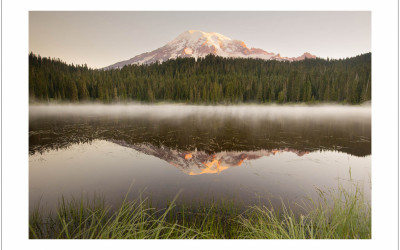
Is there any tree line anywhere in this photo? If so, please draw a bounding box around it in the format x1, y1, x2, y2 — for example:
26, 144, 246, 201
29, 52, 371, 104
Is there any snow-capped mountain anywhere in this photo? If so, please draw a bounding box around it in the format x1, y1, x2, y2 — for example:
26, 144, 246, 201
104, 30, 316, 69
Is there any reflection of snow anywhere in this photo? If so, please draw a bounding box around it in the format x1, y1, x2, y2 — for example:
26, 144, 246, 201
111, 140, 309, 176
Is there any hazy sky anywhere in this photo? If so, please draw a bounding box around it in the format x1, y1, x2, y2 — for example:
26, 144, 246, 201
30, 11, 370, 69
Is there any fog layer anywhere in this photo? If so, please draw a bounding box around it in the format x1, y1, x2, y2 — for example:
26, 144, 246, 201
30, 104, 371, 122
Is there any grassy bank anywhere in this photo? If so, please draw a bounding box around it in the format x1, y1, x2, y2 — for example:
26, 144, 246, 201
29, 185, 371, 239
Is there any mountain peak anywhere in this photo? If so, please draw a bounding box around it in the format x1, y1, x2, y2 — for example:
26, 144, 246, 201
173, 30, 232, 44
293, 52, 317, 61
104, 30, 316, 69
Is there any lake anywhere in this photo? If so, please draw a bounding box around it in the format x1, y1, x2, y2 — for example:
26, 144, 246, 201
29, 104, 371, 212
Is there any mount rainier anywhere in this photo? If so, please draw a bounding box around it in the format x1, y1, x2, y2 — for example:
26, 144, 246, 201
104, 30, 316, 69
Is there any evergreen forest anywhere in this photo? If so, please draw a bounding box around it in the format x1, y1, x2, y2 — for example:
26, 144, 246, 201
29, 52, 371, 104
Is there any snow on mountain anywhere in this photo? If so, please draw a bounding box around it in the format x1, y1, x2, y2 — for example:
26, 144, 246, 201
104, 30, 316, 69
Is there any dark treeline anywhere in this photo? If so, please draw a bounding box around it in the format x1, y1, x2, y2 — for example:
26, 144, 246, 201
29, 52, 371, 104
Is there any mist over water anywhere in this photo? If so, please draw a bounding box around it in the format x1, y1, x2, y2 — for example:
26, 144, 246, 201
29, 104, 371, 211
29, 103, 371, 121
29, 104, 371, 156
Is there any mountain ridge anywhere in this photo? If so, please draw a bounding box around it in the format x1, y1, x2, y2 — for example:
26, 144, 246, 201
104, 30, 316, 69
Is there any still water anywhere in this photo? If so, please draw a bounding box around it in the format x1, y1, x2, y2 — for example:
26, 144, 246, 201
29, 104, 371, 211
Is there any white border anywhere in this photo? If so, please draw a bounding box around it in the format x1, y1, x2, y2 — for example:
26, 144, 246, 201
2, 0, 399, 249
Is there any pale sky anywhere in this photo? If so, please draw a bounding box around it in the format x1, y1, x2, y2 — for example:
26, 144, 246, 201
29, 11, 371, 69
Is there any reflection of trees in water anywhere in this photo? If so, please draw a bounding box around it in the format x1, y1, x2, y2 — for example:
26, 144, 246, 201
29, 115, 371, 157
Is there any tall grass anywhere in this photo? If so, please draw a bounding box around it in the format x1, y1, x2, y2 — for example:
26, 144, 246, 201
30, 192, 206, 239
238, 184, 370, 239
29, 184, 370, 239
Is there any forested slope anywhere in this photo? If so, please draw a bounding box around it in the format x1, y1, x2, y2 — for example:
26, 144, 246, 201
29, 52, 371, 104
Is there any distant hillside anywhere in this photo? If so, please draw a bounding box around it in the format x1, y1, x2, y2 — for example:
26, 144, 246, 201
29, 52, 371, 104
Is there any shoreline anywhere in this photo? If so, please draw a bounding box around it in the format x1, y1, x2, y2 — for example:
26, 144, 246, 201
29, 185, 371, 239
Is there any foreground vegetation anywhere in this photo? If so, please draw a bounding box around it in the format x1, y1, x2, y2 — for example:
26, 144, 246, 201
29, 185, 370, 239
29, 52, 371, 104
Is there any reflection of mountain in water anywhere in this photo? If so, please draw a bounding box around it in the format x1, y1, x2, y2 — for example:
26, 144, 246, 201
113, 140, 309, 175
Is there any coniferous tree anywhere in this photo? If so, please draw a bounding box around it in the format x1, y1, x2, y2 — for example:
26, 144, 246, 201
29, 52, 371, 104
